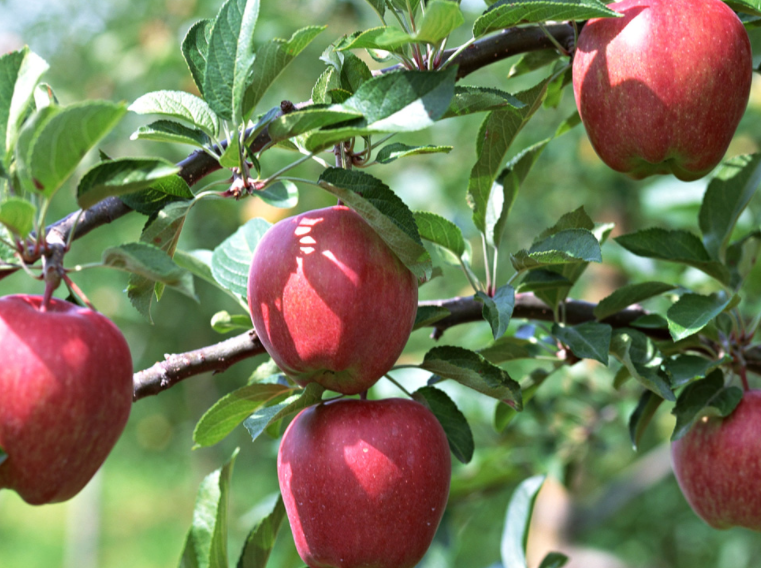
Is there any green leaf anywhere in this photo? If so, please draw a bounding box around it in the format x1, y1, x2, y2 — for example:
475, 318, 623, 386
468, 78, 549, 234
129, 91, 219, 137
335, 27, 417, 52
120, 175, 195, 217
362, 0, 386, 20
0, 197, 36, 237
76, 157, 180, 210
501, 474, 546, 568
486, 139, 549, 247
610, 329, 674, 401
267, 106, 363, 142
318, 168, 431, 280
176, 249, 247, 309
420, 345, 522, 409
375, 143, 452, 164
210, 311, 252, 333
517, 269, 571, 293
131, 120, 210, 148
593, 282, 677, 321
304, 68, 457, 153
236, 495, 286, 568
24, 101, 126, 198
103, 242, 192, 291
615, 228, 731, 285
413, 211, 466, 260
474, 0, 620, 37
662, 354, 728, 389
726, 0, 761, 17
194, 383, 293, 447
508, 50, 561, 78
539, 552, 569, 568
442, 86, 525, 119
479, 337, 543, 364
628, 390, 663, 451
511, 229, 602, 271
552, 321, 611, 365
415, 0, 465, 44
413, 305, 451, 330
671, 370, 743, 441
242, 383, 325, 443
179, 449, 238, 568
1, 48, 49, 167
182, 19, 213, 97
727, 229, 761, 288
476, 284, 516, 339
211, 217, 272, 298
699, 153, 761, 261
666, 292, 732, 342
242, 26, 326, 120
203, 0, 260, 121
14, 105, 57, 192
255, 180, 298, 209
413, 385, 474, 464
311, 68, 342, 104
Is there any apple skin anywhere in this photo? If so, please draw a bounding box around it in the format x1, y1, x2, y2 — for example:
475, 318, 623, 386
671, 389, 761, 531
247, 206, 418, 395
572, 0, 752, 181
0, 295, 133, 505
278, 398, 451, 568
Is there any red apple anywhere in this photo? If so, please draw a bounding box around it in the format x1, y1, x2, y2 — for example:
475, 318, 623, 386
0, 295, 133, 505
247, 206, 418, 395
671, 389, 761, 531
572, 0, 752, 181
278, 398, 451, 568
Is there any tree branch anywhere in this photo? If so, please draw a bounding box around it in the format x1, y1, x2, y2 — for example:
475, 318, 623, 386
132, 293, 714, 401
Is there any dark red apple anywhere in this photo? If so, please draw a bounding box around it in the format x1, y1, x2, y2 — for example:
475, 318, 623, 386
0, 295, 133, 505
278, 398, 451, 568
247, 206, 418, 395
572, 0, 752, 181
671, 389, 761, 531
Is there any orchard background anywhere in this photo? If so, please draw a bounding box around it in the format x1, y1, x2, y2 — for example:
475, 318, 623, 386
1, 0, 761, 566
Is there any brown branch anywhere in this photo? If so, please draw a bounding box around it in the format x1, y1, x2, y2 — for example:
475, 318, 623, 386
132, 329, 266, 401
131, 293, 690, 401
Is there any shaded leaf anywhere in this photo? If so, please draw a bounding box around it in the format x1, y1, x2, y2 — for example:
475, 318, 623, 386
476, 284, 516, 339
413, 385, 474, 464
236, 495, 286, 568
442, 86, 525, 119
182, 19, 213, 97
243, 383, 325, 443
375, 143, 452, 164
671, 370, 743, 441
629, 390, 663, 450
501, 474, 546, 568
413, 305, 451, 330
666, 292, 731, 341
593, 281, 677, 321
552, 321, 611, 365
131, 120, 210, 148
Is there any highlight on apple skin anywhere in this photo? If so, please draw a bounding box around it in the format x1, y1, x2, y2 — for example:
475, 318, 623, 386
278, 397, 451, 568
0, 295, 134, 505
247, 205, 419, 395
671, 390, 761, 532
572, 0, 752, 181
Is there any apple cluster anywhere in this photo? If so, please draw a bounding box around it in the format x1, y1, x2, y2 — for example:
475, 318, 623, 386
247, 206, 451, 567
0, 295, 133, 505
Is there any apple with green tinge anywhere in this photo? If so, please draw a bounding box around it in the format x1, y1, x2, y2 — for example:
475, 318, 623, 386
0, 295, 133, 505
278, 398, 451, 568
671, 389, 761, 531
572, 0, 752, 181
247, 206, 418, 395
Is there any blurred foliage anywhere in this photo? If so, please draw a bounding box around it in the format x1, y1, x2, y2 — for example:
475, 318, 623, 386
1, 0, 761, 567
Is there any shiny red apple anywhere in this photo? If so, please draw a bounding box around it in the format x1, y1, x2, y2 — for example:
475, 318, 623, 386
278, 398, 451, 568
0, 295, 133, 505
572, 0, 752, 181
671, 389, 761, 531
247, 206, 418, 395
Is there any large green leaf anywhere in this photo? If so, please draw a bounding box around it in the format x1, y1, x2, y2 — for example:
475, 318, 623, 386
699, 153, 761, 261
236, 495, 287, 568
211, 217, 272, 298
0, 197, 36, 238
552, 321, 611, 365
318, 168, 431, 280
203, 0, 260, 121
474, 0, 620, 37
594, 281, 677, 321
413, 386, 474, 464
666, 292, 732, 341
182, 19, 213, 97
77, 158, 180, 209
501, 475, 546, 568
179, 450, 238, 568
129, 91, 220, 137
671, 370, 742, 441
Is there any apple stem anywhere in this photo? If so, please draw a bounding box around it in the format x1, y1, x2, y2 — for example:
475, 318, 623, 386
384, 374, 413, 398
62, 273, 96, 311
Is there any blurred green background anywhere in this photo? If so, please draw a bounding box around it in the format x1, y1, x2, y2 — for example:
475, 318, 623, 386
1, 0, 761, 566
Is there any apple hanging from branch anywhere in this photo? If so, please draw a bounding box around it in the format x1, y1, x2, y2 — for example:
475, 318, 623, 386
671, 390, 761, 532
278, 398, 451, 568
572, 0, 752, 181
248, 206, 419, 395
0, 295, 133, 505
